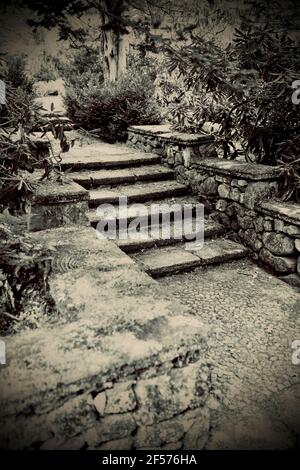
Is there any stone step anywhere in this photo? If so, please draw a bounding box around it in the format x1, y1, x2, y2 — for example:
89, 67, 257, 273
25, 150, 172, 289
67, 165, 174, 188
133, 239, 248, 277
88, 180, 189, 206
88, 195, 201, 227
116, 218, 226, 253
60, 151, 160, 171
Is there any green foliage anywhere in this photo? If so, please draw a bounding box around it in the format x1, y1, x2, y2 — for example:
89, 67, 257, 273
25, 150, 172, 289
64, 52, 161, 142
5, 55, 34, 94
0, 222, 54, 334
163, 23, 300, 201
56, 45, 104, 89
0, 58, 71, 211
34, 59, 58, 82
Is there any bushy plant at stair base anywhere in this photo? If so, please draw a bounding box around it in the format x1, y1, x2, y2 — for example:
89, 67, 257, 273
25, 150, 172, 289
64, 65, 161, 143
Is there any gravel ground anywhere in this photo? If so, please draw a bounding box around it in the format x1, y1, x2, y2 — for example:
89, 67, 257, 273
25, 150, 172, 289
159, 259, 300, 449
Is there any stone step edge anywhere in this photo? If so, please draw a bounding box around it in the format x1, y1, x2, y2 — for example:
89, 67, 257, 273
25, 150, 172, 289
69, 167, 175, 187
88, 201, 203, 226
59, 154, 161, 170
136, 241, 248, 277
116, 221, 226, 253
88, 183, 189, 206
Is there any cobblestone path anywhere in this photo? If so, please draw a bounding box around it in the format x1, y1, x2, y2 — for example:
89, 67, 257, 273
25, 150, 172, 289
159, 259, 300, 449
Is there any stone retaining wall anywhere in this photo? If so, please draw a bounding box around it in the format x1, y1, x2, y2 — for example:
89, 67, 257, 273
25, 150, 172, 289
27, 177, 89, 231
1, 358, 211, 450
0, 226, 212, 450
127, 125, 217, 167
188, 161, 300, 286
127, 125, 300, 287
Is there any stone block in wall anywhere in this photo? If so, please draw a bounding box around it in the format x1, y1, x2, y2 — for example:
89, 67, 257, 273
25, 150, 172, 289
216, 175, 230, 184
262, 232, 295, 256
274, 219, 285, 232
134, 362, 210, 426
284, 225, 300, 237
254, 216, 264, 233
215, 212, 231, 227
216, 200, 228, 212
135, 417, 184, 448
28, 201, 89, 232
231, 178, 248, 188
263, 217, 273, 231
93, 413, 137, 446
93, 392, 106, 416
298, 257, 300, 275
134, 406, 209, 450
244, 229, 262, 252
237, 215, 254, 230
183, 407, 210, 450
97, 437, 134, 450
218, 183, 231, 199
259, 248, 297, 274
182, 147, 192, 167
105, 381, 136, 414
230, 187, 241, 202
296, 240, 300, 252
48, 394, 97, 442
274, 221, 300, 237
243, 181, 278, 210
199, 177, 218, 196
174, 153, 183, 166
28, 179, 89, 232
0, 413, 53, 450
278, 273, 300, 289
226, 202, 244, 218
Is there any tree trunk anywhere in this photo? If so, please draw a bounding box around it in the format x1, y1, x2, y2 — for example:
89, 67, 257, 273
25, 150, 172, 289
101, 0, 128, 83
103, 27, 127, 82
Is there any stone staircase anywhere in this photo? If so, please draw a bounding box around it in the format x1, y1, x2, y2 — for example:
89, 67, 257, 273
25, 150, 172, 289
64, 146, 248, 277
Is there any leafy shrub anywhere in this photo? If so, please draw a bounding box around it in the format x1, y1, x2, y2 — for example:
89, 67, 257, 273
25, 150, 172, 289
64, 53, 161, 143
163, 24, 300, 201
0, 222, 55, 335
34, 59, 58, 82
5, 55, 34, 94
56, 45, 104, 90
0, 58, 71, 212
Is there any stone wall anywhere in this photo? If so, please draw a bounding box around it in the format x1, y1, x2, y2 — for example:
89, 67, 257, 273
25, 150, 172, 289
127, 125, 300, 288
187, 161, 300, 287
0, 226, 212, 450
127, 125, 217, 168
1, 358, 211, 450
27, 177, 89, 231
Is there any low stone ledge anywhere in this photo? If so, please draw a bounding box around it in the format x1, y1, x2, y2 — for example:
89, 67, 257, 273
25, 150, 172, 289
259, 200, 300, 227
30, 178, 89, 205
0, 226, 211, 449
196, 158, 281, 181
127, 125, 217, 178
212, 196, 300, 286
128, 125, 215, 145
27, 178, 89, 231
